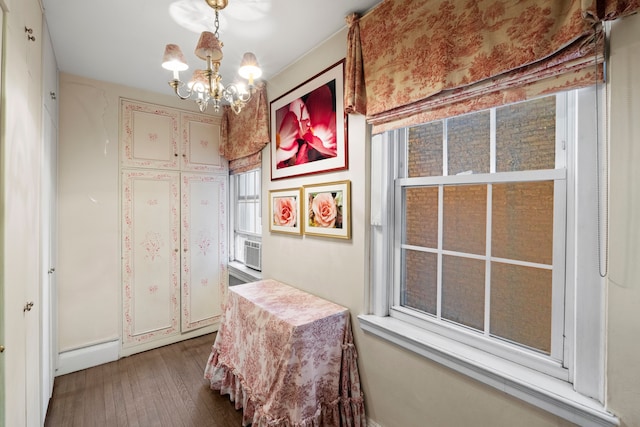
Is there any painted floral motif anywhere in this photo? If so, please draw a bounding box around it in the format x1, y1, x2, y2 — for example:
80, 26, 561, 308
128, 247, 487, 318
148, 132, 158, 142
141, 231, 163, 261
200, 139, 209, 148
198, 229, 212, 256
148, 284, 159, 294
200, 278, 209, 287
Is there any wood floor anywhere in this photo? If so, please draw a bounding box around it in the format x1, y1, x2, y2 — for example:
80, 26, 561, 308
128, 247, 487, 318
44, 333, 245, 427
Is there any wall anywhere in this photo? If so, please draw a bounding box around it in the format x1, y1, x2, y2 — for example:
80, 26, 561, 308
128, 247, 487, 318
57, 73, 212, 353
263, 15, 640, 427
607, 12, 640, 427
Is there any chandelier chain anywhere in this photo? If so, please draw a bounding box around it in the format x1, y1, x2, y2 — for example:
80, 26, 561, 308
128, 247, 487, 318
214, 9, 220, 39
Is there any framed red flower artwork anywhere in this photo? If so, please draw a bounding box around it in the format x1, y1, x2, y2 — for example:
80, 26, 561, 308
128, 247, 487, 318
270, 60, 347, 180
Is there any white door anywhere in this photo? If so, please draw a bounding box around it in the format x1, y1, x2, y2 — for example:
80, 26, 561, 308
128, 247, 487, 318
181, 173, 227, 332
122, 170, 181, 347
2, 0, 43, 424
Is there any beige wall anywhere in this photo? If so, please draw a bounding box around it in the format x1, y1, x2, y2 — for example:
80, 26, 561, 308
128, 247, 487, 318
607, 12, 640, 427
262, 15, 640, 427
57, 74, 213, 351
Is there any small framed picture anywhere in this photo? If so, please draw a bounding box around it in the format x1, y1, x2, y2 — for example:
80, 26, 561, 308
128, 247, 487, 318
269, 188, 303, 235
270, 60, 347, 180
303, 180, 351, 240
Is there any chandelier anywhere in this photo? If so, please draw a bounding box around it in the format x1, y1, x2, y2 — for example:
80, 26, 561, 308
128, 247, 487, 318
161, 0, 262, 114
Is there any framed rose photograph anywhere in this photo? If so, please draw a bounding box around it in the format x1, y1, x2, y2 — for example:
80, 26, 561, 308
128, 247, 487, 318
269, 188, 303, 235
270, 60, 347, 181
303, 180, 351, 240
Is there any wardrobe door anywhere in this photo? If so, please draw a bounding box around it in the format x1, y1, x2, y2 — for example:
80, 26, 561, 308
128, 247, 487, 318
122, 170, 181, 346
181, 173, 227, 332
180, 112, 225, 173
121, 99, 180, 170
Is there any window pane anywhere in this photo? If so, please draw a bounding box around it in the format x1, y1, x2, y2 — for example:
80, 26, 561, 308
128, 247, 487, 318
254, 171, 261, 197
442, 255, 485, 331
492, 182, 554, 265
246, 171, 256, 195
408, 121, 443, 177
235, 234, 246, 262
496, 96, 556, 172
401, 249, 437, 315
238, 174, 247, 196
238, 203, 248, 231
447, 110, 490, 175
404, 187, 439, 248
443, 185, 486, 255
490, 262, 552, 354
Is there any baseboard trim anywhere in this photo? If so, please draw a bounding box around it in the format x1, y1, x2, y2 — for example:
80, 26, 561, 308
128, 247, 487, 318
367, 418, 383, 427
56, 340, 120, 376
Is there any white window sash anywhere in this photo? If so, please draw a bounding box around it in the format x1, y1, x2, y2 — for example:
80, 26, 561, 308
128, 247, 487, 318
365, 87, 610, 426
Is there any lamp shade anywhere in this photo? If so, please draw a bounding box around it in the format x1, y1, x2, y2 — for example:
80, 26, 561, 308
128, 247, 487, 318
195, 31, 223, 62
238, 52, 262, 84
188, 69, 210, 92
161, 44, 189, 71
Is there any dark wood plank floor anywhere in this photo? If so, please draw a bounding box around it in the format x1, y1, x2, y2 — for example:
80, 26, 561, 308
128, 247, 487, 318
44, 333, 245, 427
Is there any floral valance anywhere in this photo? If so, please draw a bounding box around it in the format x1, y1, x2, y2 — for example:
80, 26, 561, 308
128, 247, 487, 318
219, 82, 270, 173
350, 0, 638, 133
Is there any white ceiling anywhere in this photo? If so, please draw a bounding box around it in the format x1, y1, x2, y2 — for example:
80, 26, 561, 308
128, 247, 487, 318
41, 0, 381, 97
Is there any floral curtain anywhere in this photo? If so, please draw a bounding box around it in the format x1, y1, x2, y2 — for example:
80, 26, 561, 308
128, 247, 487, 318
344, 13, 366, 115
349, 0, 638, 133
582, 0, 639, 21
219, 81, 270, 173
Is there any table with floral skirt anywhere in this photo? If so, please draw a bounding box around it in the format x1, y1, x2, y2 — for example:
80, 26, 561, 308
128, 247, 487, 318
204, 279, 366, 427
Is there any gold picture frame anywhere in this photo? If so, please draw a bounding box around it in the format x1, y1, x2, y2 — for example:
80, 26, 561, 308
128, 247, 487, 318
303, 180, 351, 239
268, 187, 303, 235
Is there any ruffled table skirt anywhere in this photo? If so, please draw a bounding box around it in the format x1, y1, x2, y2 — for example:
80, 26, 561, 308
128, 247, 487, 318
203, 280, 366, 427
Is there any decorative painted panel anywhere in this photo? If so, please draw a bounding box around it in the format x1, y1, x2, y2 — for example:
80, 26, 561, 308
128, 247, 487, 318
122, 170, 181, 346
121, 99, 180, 170
181, 173, 228, 331
181, 112, 225, 173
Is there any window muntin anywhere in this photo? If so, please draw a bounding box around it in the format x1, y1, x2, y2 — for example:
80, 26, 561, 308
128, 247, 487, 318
394, 94, 566, 370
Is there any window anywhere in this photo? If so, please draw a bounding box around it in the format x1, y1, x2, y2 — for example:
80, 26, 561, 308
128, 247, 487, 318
362, 87, 615, 426
230, 169, 262, 269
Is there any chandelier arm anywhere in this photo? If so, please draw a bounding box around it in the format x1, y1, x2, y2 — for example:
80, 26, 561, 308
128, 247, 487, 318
169, 79, 193, 100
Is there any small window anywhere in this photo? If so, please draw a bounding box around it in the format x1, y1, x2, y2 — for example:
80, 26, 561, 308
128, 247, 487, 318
230, 169, 261, 267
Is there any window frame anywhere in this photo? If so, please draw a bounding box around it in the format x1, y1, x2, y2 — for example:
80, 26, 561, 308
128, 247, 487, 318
361, 87, 615, 426
229, 168, 262, 266
391, 95, 568, 379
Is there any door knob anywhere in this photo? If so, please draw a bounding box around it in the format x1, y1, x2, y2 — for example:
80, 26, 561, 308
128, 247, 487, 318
0, 345, 4, 353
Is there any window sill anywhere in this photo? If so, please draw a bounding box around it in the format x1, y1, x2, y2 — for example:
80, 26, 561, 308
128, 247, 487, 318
357, 314, 619, 427
228, 261, 262, 284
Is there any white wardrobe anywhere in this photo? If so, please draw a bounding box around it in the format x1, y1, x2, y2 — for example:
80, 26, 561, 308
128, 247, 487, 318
120, 99, 228, 355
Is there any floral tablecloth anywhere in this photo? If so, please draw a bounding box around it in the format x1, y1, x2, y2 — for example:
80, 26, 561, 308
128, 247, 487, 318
204, 279, 366, 427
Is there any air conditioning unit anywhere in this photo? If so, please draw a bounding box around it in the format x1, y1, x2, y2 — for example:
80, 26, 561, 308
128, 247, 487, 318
243, 240, 262, 271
